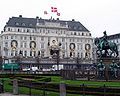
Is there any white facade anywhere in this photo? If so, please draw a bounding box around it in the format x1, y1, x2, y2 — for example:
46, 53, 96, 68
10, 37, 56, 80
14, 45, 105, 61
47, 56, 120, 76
0, 16, 93, 60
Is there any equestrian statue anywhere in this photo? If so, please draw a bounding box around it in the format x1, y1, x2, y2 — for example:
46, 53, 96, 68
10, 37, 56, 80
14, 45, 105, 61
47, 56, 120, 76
95, 31, 118, 58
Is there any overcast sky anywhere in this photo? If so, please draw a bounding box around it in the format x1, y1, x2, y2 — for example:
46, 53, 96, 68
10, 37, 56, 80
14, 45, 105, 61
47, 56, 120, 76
0, 0, 120, 37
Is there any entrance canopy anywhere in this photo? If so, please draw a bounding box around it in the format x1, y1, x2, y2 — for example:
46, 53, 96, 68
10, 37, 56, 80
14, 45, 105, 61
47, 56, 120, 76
2, 63, 19, 70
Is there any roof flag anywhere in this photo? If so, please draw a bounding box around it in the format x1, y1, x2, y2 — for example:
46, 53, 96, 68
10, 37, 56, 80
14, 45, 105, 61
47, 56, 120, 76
51, 7, 57, 12
57, 12, 60, 16
44, 11, 48, 15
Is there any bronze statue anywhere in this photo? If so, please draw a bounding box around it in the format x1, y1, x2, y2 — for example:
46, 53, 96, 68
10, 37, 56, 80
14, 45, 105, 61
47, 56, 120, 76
95, 31, 118, 58
109, 60, 119, 78
97, 60, 105, 77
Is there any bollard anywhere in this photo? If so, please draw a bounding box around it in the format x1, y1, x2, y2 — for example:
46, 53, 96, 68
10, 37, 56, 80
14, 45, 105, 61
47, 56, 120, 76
103, 84, 106, 96
1, 79, 4, 93
82, 83, 85, 96
13, 79, 19, 95
43, 82, 46, 96
29, 81, 32, 96
60, 82, 66, 96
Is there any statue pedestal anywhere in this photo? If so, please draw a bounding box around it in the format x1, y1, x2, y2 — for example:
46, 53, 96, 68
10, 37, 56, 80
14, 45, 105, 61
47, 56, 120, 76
97, 57, 119, 81
97, 57, 119, 65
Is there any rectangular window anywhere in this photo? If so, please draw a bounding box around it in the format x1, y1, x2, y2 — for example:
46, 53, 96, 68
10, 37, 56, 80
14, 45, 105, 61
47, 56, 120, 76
117, 39, 118, 43
24, 42, 27, 48
43, 29, 45, 33
11, 51, 13, 56
81, 45, 82, 50
48, 30, 50, 33
62, 44, 65, 49
34, 37, 36, 40
24, 51, 27, 57
30, 36, 32, 40
11, 36, 13, 39
39, 29, 41, 33
77, 44, 79, 50
20, 42, 23, 48
7, 36, 8, 39
62, 38, 65, 42
15, 36, 17, 39
24, 37, 27, 40
5, 50, 8, 56
15, 51, 17, 56
41, 37, 44, 41
5, 42, 8, 47
30, 51, 32, 56
41, 51, 44, 57
27, 29, 29, 32
21, 36, 23, 40
41, 43, 44, 48
34, 51, 36, 57
23, 29, 26, 32
73, 39, 75, 42
32, 30, 34, 33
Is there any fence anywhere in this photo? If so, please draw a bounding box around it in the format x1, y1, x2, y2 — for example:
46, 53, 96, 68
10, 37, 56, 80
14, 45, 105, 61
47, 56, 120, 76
0, 79, 120, 96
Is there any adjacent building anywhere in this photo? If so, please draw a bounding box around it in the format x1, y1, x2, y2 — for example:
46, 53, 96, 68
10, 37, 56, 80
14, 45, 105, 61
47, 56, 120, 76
92, 33, 120, 62
107, 33, 120, 57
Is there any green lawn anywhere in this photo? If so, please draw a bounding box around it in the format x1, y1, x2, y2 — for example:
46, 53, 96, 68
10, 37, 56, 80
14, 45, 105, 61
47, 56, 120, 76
50, 76, 120, 87
0, 76, 120, 96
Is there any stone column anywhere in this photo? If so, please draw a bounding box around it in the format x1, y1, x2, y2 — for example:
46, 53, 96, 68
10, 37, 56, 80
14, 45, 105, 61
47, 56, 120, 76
60, 82, 66, 96
13, 79, 19, 95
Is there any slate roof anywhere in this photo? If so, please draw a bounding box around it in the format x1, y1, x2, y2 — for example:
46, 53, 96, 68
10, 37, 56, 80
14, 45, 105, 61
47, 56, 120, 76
107, 33, 120, 40
5, 16, 89, 32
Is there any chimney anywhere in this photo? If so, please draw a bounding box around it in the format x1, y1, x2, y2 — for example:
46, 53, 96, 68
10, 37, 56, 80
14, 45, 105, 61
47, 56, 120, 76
57, 18, 59, 20
19, 15, 22, 17
72, 19, 75, 21
36, 16, 39, 19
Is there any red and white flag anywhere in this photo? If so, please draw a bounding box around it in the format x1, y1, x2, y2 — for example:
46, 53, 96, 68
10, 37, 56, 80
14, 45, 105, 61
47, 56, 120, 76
51, 7, 57, 12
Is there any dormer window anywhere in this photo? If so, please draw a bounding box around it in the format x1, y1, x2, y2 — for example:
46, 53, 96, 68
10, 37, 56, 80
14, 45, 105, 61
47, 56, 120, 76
79, 27, 82, 30
22, 23, 25, 26
74, 26, 77, 30
15, 22, 19, 26
29, 24, 32, 27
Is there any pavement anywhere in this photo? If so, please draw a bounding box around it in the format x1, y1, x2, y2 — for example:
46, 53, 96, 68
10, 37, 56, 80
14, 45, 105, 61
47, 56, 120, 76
0, 93, 29, 96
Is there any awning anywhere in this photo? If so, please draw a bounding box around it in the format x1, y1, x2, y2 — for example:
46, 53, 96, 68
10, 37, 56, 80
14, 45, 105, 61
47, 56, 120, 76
2, 63, 19, 70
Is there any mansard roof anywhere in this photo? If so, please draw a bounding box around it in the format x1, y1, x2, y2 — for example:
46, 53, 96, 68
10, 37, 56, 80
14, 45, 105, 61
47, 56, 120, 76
5, 16, 89, 32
